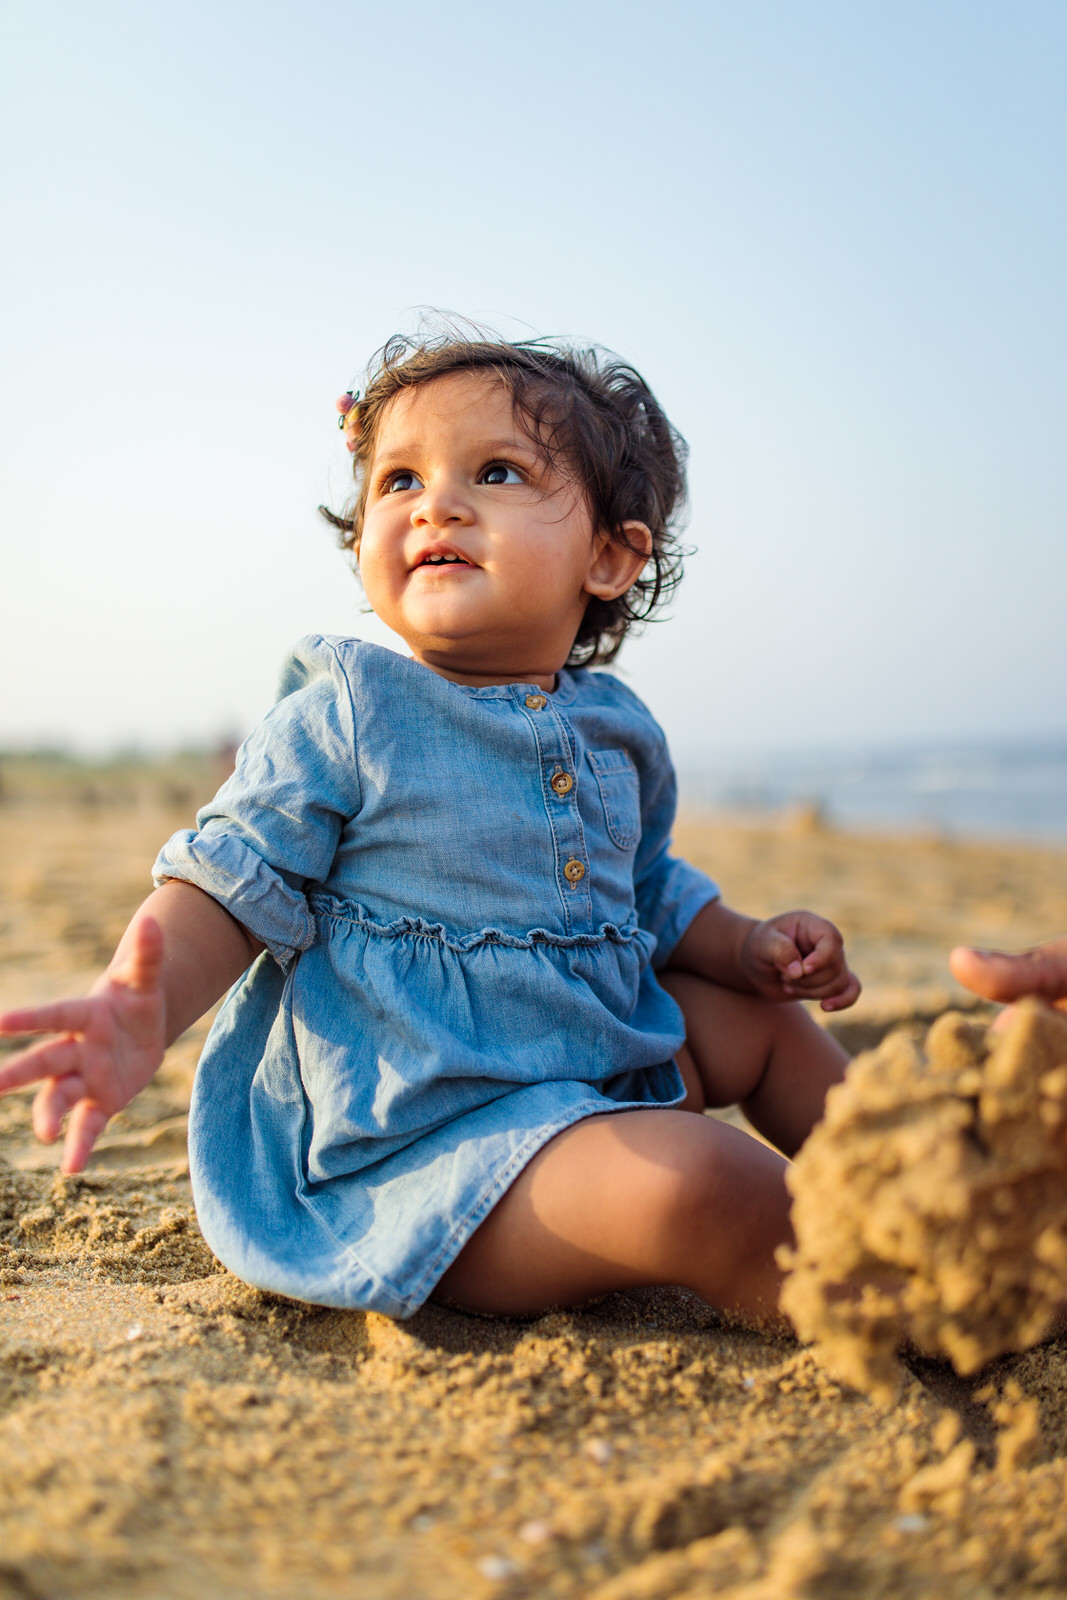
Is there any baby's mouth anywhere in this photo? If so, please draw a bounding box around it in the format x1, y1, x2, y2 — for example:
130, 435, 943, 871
414, 552, 475, 571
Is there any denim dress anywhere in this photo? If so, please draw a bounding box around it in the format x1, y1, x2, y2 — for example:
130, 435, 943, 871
154, 637, 719, 1316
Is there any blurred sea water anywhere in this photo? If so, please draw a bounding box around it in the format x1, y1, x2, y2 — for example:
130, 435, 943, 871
677, 738, 1067, 843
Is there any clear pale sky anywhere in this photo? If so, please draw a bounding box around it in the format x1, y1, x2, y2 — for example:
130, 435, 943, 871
2, 1, 1065, 759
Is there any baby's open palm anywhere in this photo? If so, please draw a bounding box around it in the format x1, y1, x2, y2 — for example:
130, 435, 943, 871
0, 918, 167, 1173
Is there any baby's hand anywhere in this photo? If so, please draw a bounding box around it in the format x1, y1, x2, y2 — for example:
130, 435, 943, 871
0, 917, 167, 1173
740, 911, 861, 1012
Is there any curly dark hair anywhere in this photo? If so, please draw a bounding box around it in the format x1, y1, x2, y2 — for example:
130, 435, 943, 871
320, 330, 688, 667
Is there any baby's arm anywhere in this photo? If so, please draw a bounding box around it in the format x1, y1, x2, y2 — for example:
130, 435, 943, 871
668, 899, 861, 1013
0, 881, 262, 1173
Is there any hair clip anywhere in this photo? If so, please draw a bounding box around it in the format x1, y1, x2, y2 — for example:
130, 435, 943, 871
336, 390, 362, 452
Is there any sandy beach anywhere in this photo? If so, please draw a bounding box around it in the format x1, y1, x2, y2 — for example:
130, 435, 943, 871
4, 792, 1067, 1599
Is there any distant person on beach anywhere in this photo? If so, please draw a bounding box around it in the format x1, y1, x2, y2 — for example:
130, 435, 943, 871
951, 939, 1067, 1012
0, 330, 859, 1329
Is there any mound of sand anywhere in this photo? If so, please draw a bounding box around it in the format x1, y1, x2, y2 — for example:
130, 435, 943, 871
782, 1000, 1067, 1403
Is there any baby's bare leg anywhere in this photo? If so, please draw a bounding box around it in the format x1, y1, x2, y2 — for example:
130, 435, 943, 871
660, 973, 848, 1157
434, 1107, 791, 1325
435, 985, 847, 1324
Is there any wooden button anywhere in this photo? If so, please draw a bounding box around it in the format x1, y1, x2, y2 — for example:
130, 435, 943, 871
525, 694, 547, 710
563, 858, 585, 883
550, 770, 574, 797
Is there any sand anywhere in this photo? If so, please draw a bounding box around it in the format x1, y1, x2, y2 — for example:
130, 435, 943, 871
4, 795, 1067, 1599
782, 1002, 1067, 1401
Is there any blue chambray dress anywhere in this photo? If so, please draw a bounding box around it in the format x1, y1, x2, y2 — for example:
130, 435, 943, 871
154, 637, 719, 1316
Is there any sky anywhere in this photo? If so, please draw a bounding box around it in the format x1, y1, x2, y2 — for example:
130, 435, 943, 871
2, 0, 1065, 761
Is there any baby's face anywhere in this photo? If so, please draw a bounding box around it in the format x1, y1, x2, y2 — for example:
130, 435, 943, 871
359, 372, 623, 689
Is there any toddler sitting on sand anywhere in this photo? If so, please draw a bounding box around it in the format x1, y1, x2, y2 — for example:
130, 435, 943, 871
0, 330, 859, 1326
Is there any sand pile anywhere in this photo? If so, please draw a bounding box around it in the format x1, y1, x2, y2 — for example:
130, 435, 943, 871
783, 1000, 1067, 1402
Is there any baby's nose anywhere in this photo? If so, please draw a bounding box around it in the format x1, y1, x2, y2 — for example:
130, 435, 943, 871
414, 480, 475, 526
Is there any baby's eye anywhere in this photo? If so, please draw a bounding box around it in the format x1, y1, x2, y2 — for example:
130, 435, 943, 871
384, 470, 422, 493
480, 462, 524, 486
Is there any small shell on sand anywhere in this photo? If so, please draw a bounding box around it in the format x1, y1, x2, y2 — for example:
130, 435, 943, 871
781, 1000, 1067, 1402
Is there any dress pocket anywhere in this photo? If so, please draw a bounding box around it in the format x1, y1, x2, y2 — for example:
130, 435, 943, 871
587, 749, 641, 850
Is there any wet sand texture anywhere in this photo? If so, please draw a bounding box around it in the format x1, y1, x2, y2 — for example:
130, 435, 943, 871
783, 1002, 1067, 1402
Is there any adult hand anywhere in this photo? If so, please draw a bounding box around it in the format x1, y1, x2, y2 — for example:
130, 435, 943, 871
740, 911, 862, 1013
0, 916, 168, 1173
949, 937, 1067, 1012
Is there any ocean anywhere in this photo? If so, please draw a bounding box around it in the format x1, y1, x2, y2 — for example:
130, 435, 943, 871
677, 738, 1067, 843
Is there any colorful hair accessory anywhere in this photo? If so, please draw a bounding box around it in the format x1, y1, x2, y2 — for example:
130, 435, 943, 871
336, 390, 362, 453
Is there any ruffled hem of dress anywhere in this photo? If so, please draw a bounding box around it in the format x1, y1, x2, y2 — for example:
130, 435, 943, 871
190, 1068, 686, 1318
307, 891, 649, 954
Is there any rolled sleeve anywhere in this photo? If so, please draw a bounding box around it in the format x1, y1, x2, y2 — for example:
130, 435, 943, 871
153, 636, 362, 969
637, 853, 720, 968
153, 827, 317, 967
634, 738, 719, 967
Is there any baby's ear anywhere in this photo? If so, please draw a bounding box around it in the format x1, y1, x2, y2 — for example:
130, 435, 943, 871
584, 522, 652, 601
